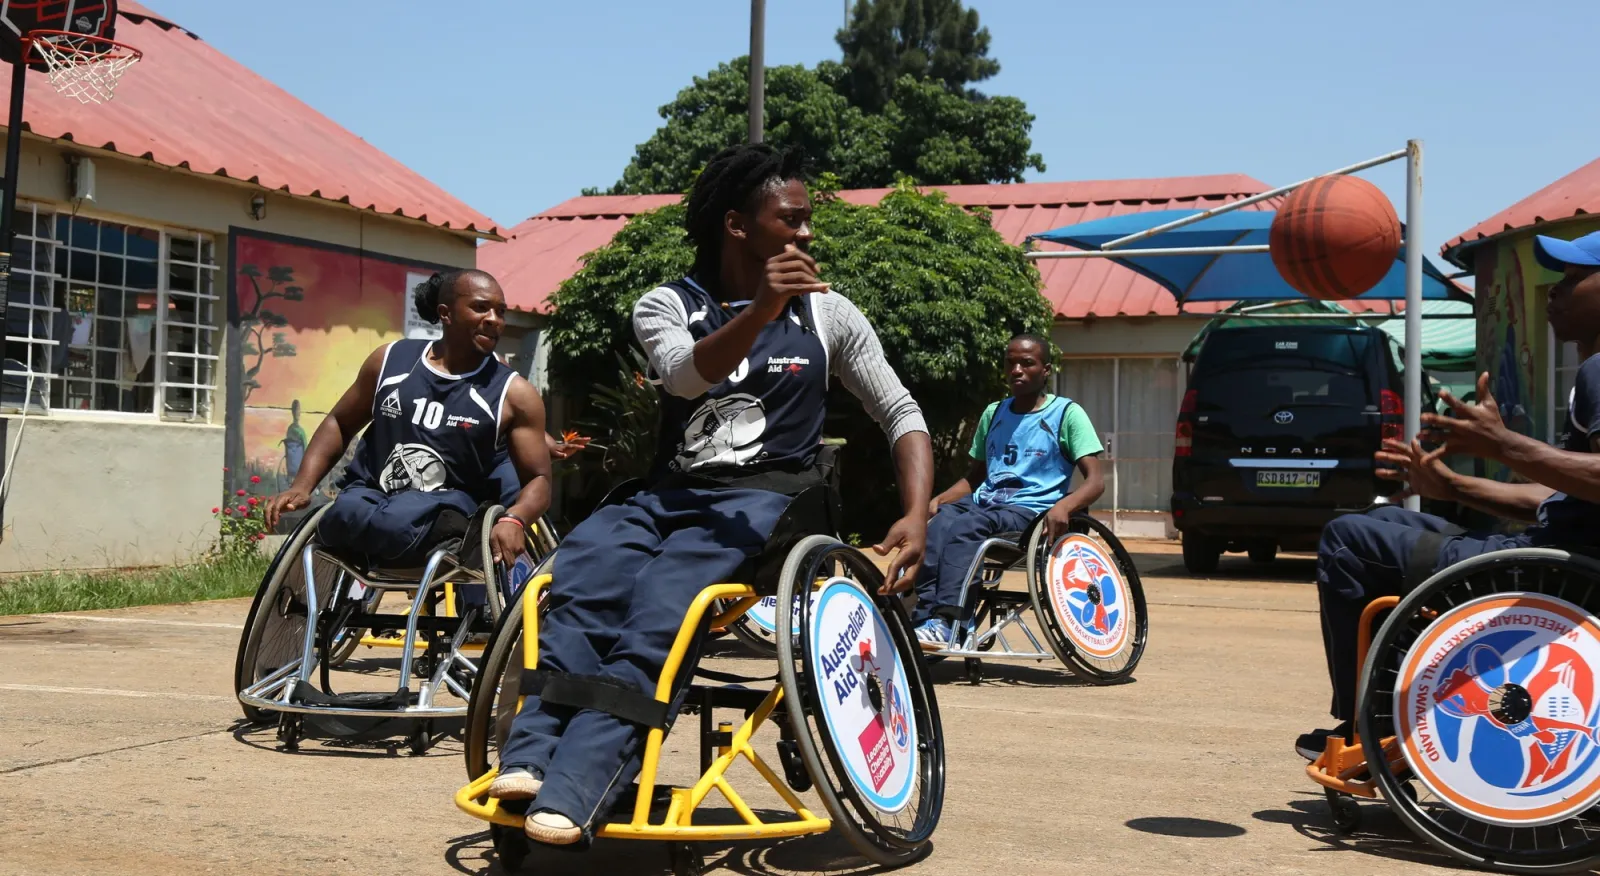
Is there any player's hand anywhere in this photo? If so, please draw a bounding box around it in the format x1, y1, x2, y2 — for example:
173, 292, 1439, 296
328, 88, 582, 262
264, 487, 312, 531
1374, 437, 1458, 502
872, 513, 927, 595
1043, 502, 1075, 543
754, 245, 829, 313
1420, 372, 1508, 462
490, 517, 528, 566
926, 495, 943, 517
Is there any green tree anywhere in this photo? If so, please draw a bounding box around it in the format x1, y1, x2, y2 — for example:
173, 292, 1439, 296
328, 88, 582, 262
837, 0, 1000, 112
546, 180, 1050, 529
601, 58, 1042, 196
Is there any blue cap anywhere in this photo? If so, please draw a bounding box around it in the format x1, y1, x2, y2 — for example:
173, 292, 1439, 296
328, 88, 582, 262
1533, 231, 1600, 272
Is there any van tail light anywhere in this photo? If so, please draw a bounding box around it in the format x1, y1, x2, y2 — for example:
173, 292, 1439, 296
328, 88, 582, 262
1175, 389, 1198, 457
1380, 388, 1404, 442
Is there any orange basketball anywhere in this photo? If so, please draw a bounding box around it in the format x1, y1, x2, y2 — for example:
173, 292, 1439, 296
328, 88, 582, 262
1269, 175, 1401, 301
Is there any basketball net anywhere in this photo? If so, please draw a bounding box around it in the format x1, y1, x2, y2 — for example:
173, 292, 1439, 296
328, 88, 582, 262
26, 30, 141, 105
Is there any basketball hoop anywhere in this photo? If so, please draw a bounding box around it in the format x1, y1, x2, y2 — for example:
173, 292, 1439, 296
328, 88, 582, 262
24, 29, 141, 105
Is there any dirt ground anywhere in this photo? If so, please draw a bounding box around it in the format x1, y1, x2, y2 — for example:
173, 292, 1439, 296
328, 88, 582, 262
0, 542, 1477, 875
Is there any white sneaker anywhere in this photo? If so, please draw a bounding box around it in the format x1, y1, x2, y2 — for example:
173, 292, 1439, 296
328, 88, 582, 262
488, 767, 542, 801
524, 810, 581, 845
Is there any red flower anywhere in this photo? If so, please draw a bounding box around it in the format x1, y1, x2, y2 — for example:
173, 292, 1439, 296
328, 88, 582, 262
236, 489, 246, 496
250, 475, 261, 484
222, 467, 229, 472
255, 533, 267, 541
237, 505, 248, 514
247, 497, 259, 506
211, 507, 220, 514
223, 507, 233, 516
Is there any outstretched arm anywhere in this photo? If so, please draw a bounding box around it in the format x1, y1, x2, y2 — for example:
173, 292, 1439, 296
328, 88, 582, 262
1376, 436, 1551, 523
263, 345, 384, 529
492, 377, 555, 564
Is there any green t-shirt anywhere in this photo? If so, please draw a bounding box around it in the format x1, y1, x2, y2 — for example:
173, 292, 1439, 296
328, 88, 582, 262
969, 394, 1104, 464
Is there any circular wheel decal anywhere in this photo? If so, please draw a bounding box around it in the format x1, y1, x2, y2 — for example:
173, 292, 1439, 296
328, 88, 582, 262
808, 577, 917, 814
746, 594, 801, 636
1395, 592, 1600, 826
1045, 534, 1131, 659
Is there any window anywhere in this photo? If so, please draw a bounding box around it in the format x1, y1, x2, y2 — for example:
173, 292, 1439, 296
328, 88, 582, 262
0, 205, 218, 420
1554, 332, 1582, 442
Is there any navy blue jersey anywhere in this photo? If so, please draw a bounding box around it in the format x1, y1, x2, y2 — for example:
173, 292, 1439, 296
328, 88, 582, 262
1535, 353, 1600, 544
341, 339, 517, 500
648, 276, 828, 480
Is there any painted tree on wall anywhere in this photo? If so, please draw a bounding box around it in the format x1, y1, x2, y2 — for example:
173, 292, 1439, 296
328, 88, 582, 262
237, 264, 302, 401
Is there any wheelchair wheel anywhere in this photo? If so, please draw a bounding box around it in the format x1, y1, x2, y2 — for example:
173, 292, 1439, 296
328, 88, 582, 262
1357, 548, 1600, 874
722, 594, 784, 657
777, 535, 944, 867
235, 505, 332, 723
1027, 514, 1147, 685
464, 550, 557, 781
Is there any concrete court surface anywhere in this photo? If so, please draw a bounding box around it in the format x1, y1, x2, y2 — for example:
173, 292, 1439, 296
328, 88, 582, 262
0, 542, 1482, 876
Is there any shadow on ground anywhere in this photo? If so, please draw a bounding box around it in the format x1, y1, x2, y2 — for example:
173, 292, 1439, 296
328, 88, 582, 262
1251, 794, 1463, 871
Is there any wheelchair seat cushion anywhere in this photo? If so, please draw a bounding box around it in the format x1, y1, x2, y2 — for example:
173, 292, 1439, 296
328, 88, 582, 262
319, 493, 485, 579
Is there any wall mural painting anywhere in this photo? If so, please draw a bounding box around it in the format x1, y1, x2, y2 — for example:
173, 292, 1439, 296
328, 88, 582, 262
1475, 234, 1559, 482
225, 230, 448, 504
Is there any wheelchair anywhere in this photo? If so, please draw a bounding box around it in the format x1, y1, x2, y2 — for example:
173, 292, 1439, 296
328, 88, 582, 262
921, 512, 1148, 685
233, 500, 558, 754
454, 459, 947, 874
1308, 547, 1600, 873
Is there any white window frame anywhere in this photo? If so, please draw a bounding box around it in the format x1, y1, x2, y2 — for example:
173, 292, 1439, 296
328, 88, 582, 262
2, 202, 219, 423
1550, 322, 1582, 446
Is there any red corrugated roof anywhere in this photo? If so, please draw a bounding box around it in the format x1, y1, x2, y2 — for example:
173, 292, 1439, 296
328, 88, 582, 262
0, 2, 499, 238
486, 174, 1375, 317
1443, 155, 1600, 267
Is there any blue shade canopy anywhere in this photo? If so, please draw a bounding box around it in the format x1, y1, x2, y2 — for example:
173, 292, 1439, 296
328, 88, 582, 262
1027, 209, 1470, 305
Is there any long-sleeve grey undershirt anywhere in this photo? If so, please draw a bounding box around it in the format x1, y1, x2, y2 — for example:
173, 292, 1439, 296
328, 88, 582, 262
631, 287, 928, 446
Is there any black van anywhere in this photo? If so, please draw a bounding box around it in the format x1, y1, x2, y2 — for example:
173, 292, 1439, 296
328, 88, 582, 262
1171, 325, 1414, 573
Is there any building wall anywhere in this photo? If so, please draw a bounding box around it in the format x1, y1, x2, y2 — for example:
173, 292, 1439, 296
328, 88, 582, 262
1471, 219, 1600, 482
1, 138, 481, 573
0, 417, 221, 572
1052, 317, 1198, 539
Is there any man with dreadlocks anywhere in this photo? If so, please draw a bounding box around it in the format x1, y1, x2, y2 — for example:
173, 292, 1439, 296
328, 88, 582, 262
493, 144, 933, 845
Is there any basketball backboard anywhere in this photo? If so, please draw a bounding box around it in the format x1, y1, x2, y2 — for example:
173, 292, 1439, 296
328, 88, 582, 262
0, 1, 118, 68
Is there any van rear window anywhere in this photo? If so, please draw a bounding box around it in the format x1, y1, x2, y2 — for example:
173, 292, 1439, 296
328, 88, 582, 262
1194, 368, 1367, 412
1196, 330, 1372, 374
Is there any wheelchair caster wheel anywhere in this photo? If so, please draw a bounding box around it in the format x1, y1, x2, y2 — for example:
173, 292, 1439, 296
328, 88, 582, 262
490, 824, 529, 871
964, 657, 983, 685
277, 715, 302, 752
667, 842, 704, 876
409, 722, 431, 756
775, 738, 813, 793
1325, 789, 1361, 835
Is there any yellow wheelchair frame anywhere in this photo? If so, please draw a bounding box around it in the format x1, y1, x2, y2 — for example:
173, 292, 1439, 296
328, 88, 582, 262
455, 573, 833, 841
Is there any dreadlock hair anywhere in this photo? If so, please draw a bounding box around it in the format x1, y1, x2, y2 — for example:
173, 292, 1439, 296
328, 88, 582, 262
1009, 332, 1054, 366
684, 144, 809, 279
412, 269, 494, 324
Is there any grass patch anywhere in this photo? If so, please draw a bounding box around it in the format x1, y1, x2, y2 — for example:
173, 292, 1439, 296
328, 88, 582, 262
0, 552, 269, 616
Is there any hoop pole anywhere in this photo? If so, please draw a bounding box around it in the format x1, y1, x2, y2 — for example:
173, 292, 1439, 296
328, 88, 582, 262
1026, 244, 1271, 259
0, 53, 25, 323
1098, 148, 1408, 251
747, 0, 765, 144
1403, 139, 1425, 512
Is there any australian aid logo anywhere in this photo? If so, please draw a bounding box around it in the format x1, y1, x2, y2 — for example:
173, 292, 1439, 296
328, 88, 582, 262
1396, 593, 1600, 826
1045, 534, 1130, 659
810, 578, 916, 813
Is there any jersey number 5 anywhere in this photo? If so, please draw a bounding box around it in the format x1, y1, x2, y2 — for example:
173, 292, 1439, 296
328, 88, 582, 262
1003, 443, 1018, 465
411, 399, 444, 430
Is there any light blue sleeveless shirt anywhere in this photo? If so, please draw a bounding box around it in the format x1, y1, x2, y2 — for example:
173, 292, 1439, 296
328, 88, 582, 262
973, 395, 1079, 515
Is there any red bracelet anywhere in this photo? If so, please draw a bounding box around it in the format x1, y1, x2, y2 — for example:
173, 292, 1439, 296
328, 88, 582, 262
496, 514, 528, 530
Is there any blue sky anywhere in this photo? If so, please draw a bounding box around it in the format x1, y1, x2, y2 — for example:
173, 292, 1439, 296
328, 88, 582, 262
148, 0, 1593, 257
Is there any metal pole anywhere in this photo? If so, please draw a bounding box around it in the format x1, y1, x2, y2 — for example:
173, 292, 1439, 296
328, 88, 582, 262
1403, 139, 1425, 512
1026, 244, 1271, 260
747, 0, 765, 144
1100, 148, 1408, 251
0, 54, 26, 324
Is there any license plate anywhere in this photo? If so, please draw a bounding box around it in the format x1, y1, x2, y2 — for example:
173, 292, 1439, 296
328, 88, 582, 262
1256, 470, 1320, 488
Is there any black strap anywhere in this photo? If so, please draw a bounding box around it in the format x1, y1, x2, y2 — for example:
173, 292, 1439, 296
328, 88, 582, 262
1404, 524, 1467, 590
521, 670, 670, 730
692, 666, 779, 684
